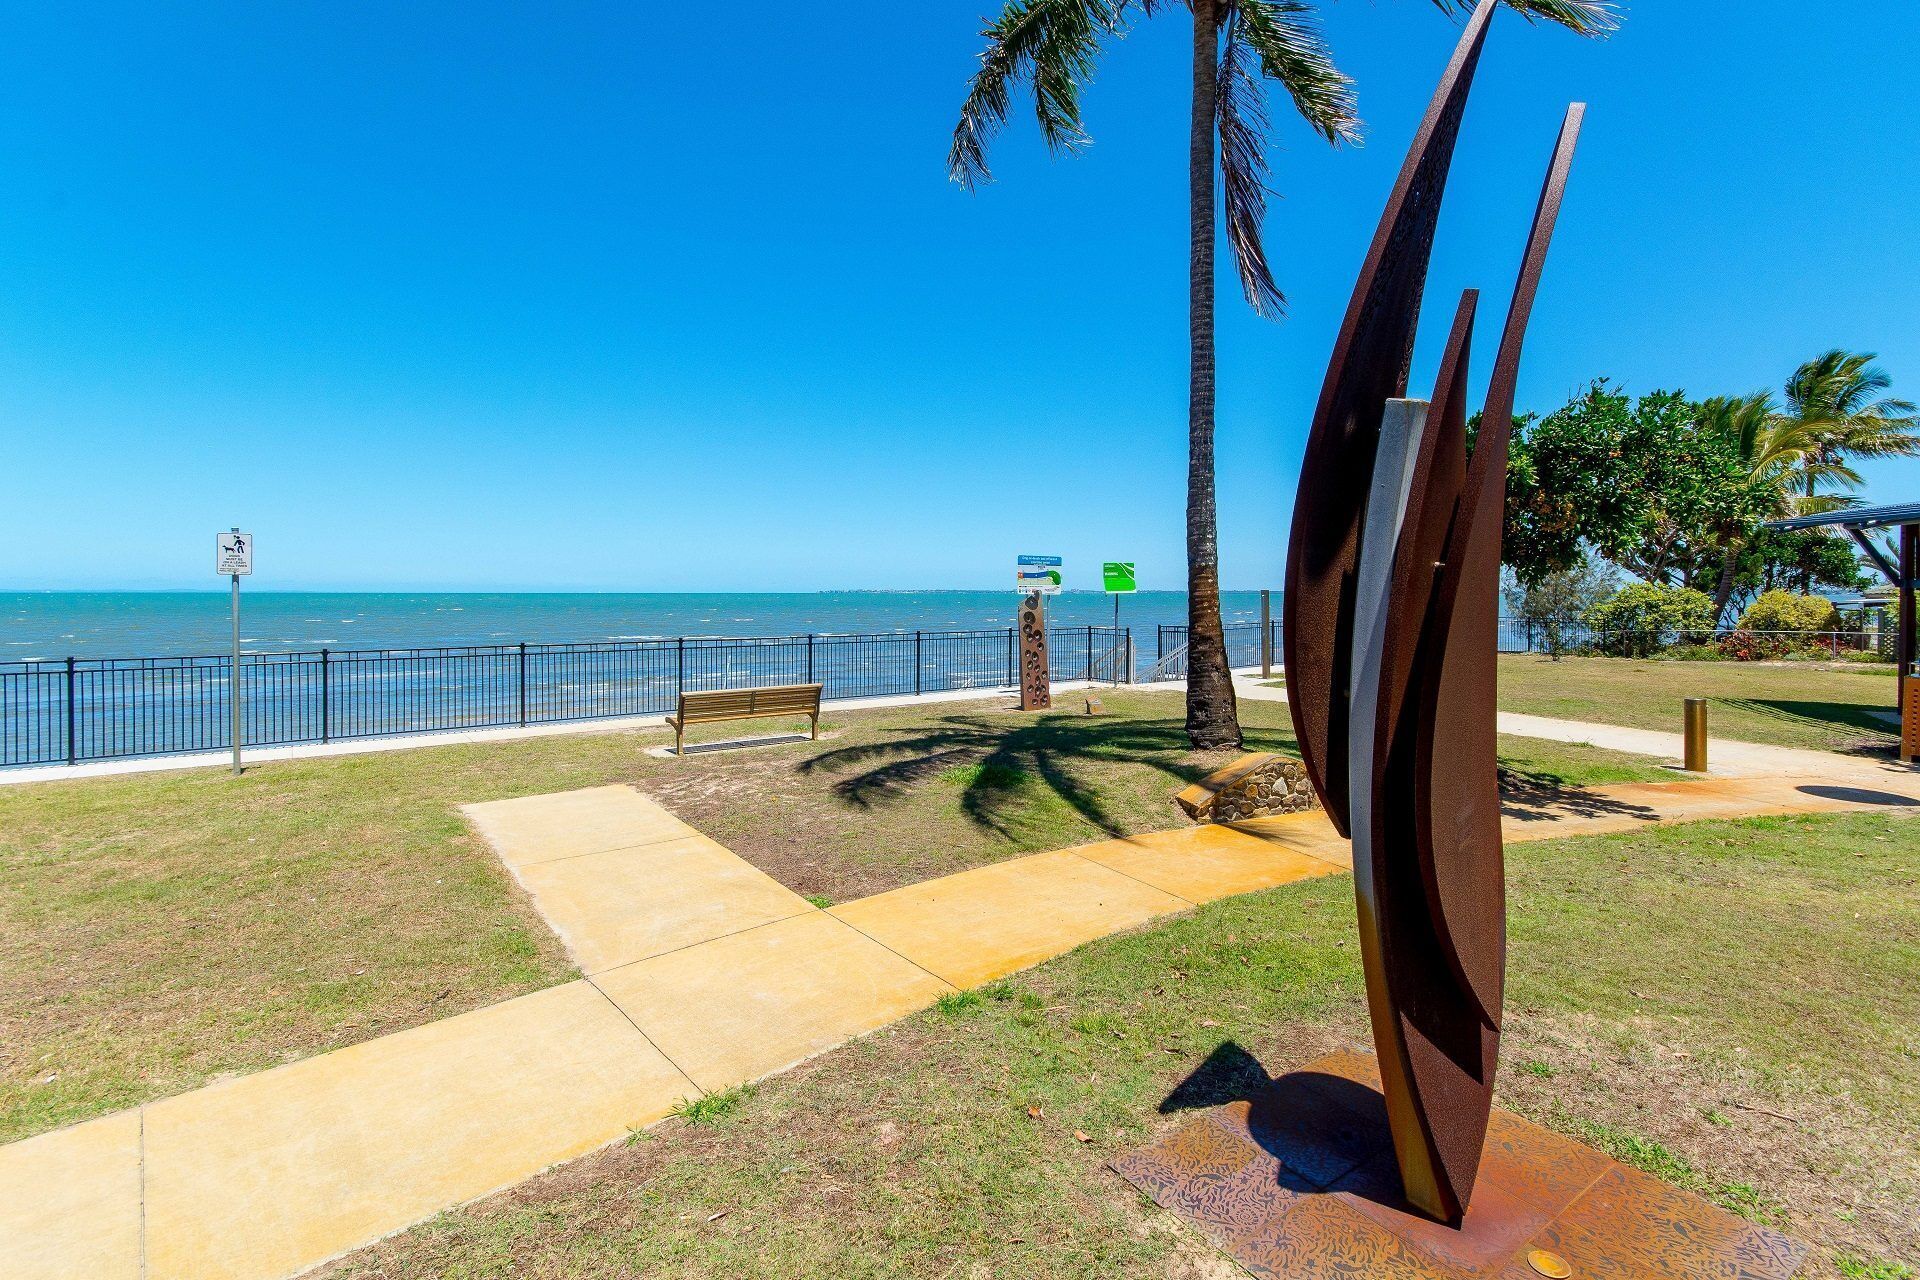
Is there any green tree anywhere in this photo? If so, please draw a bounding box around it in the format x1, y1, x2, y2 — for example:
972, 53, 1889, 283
1504, 383, 1759, 589
1735, 527, 1868, 601
1694, 392, 1854, 625
1782, 350, 1919, 501
950, 0, 1614, 747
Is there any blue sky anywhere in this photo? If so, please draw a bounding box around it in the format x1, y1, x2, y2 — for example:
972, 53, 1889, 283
2, 2, 1916, 592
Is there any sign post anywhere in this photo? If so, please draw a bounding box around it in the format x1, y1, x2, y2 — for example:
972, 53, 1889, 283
1102, 562, 1136, 684
216, 530, 253, 775
1014, 556, 1062, 711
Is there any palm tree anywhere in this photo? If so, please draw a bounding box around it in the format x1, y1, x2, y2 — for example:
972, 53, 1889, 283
948, 0, 1614, 748
1697, 393, 1856, 624
1782, 349, 1920, 500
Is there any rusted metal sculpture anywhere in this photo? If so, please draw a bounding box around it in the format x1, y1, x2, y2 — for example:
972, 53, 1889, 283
1017, 592, 1052, 710
1282, 0, 1585, 1226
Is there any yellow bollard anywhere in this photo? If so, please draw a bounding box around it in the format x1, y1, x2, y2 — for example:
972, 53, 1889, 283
1683, 698, 1708, 772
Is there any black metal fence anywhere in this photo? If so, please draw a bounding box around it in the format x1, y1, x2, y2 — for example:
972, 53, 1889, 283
1495, 620, 1891, 660
0, 625, 1131, 769
1153, 621, 1285, 677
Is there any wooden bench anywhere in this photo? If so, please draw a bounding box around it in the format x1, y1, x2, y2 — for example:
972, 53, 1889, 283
665, 683, 823, 755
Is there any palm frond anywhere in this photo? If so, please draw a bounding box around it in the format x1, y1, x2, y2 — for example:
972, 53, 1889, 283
948, 0, 1126, 190
1217, 13, 1282, 316
1426, 0, 1619, 36
1216, 0, 1357, 317
1783, 348, 1920, 462
1232, 0, 1360, 145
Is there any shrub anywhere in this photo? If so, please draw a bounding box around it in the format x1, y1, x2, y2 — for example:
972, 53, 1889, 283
1736, 590, 1841, 637
1714, 630, 1773, 662
1714, 592, 1844, 660
1583, 583, 1715, 657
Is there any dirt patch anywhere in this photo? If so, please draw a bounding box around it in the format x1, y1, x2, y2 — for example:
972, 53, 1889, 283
1499, 1011, 1918, 1276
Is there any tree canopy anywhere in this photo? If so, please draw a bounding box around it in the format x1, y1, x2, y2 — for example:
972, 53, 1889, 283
1500, 350, 1911, 617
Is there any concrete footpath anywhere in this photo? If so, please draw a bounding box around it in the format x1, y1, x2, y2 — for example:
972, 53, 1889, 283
8, 762, 1920, 1280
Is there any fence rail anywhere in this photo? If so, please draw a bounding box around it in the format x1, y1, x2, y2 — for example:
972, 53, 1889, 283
6, 615, 1888, 770
1155, 621, 1285, 676
1497, 621, 1891, 660
0, 625, 1131, 769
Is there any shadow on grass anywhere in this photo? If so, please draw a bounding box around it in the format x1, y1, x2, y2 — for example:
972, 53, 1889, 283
1721, 698, 1899, 749
797, 710, 1304, 840
1497, 765, 1661, 825
1160, 1041, 1274, 1113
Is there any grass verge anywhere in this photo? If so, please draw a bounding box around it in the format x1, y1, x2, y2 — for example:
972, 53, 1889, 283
322, 810, 1917, 1280
1497, 653, 1899, 753
0, 687, 1663, 1142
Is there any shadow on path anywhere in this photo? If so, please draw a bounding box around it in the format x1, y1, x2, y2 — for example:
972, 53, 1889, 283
1497, 766, 1661, 825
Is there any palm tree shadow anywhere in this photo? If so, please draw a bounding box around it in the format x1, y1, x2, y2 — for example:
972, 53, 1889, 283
797, 710, 1300, 840
1497, 765, 1660, 824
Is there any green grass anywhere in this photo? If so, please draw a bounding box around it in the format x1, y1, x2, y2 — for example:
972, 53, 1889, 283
1567, 1118, 1787, 1225
323, 809, 1919, 1280
672, 1085, 757, 1127
0, 688, 1667, 1144
1498, 653, 1900, 753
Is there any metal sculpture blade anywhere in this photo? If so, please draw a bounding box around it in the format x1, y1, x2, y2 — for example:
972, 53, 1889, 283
1283, 0, 1497, 838
1280, 3, 1587, 1224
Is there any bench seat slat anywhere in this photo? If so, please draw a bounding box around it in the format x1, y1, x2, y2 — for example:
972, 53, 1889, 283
669, 683, 824, 752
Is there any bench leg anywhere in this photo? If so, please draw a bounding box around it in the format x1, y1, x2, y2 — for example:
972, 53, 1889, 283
810, 712, 819, 741
676, 724, 685, 756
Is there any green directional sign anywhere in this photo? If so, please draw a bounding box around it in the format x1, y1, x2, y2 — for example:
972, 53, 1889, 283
1103, 561, 1137, 594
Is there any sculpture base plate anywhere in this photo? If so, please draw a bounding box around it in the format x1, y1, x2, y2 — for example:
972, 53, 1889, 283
1111, 1052, 1806, 1279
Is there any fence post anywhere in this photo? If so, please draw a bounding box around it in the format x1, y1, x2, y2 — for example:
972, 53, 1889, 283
64, 656, 76, 767
914, 630, 923, 696
1260, 591, 1272, 678
807, 633, 815, 685
517, 642, 528, 728
319, 648, 330, 743
1006, 628, 1014, 687
1085, 626, 1093, 682
677, 636, 686, 702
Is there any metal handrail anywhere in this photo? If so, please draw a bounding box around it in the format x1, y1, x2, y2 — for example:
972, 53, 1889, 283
1146, 642, 1190, 683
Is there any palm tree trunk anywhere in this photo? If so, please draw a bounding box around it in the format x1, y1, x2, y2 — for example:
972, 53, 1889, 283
1184, 0, 1240, 749
1710, 538, 1740, 628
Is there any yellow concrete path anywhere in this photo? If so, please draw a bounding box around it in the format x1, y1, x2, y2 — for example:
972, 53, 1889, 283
8, 765, 1918, 1280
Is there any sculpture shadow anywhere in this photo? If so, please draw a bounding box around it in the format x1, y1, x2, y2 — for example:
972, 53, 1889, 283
1497, 765, 1660, 825
1795, 784, 1920, 807
1159, 1041, 1275, 1113
1159, 1047, 1412, 1208
797, 711, 1304, 841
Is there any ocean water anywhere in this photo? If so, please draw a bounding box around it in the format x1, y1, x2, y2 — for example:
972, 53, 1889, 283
0, 591, 1278, 661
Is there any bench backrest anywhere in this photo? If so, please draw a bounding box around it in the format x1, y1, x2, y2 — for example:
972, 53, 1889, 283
678, 683, 822, 720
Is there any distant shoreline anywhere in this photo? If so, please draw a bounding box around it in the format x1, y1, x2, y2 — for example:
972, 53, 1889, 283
2, 589, 1281, 661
